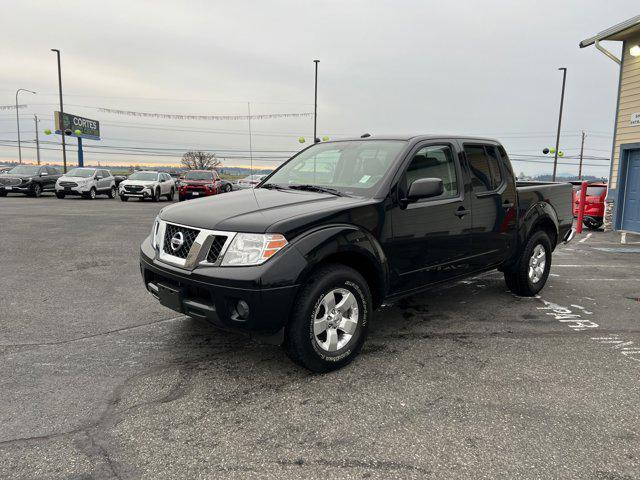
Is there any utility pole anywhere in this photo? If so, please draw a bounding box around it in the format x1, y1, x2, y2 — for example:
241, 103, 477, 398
313, 60, 319, 143
578, 130, 586, 180
34, 115, 41, 165
552, 67, 567, 182
15, 88, 36, 164
51, 49, 67, 173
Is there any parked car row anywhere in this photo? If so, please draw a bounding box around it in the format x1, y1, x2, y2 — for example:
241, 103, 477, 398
0, 165, 248, 201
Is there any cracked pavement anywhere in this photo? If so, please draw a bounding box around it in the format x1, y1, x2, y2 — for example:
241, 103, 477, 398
1, 196, 639, 479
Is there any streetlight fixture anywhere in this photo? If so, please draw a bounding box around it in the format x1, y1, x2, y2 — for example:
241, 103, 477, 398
313, 59, 320, 143
552, 67, 567, 182
51, 49, 67, 173
15, 88, 36, 164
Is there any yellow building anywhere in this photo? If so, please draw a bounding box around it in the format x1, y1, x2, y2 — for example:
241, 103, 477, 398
580, 15, 640, 234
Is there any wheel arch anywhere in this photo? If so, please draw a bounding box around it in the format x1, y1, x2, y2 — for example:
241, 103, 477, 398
521, 202, 560, 250
291, 225, 388, 309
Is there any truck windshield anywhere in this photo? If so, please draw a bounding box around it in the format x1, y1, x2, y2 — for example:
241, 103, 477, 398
66, 168, 96, 178
262, 140, 406, 196
129, 172, 159, 181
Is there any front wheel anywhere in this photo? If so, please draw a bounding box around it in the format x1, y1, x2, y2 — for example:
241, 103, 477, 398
152, 188, 160, 202
84, 187, 97, 200
31, 183, 42, 197
107, 186, 116, 199
504, 231, 552, 297
119, 195, 128, 202
55, 192, 65, 199
224, 184, 232, 193
285, 264, 371, 373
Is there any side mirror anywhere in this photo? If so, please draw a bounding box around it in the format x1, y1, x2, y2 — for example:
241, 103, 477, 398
406, 178, 444, 202
95, 175, 103, 180
40, 171, 48, 176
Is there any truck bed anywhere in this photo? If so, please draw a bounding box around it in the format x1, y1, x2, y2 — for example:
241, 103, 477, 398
516, 181, 574, 243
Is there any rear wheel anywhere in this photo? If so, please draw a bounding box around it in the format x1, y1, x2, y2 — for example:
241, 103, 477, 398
504, 231, 552, 297
55, 192, 65, 199
285, 264, 371, 373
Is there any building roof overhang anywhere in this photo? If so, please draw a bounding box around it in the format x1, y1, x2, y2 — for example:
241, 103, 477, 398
580, 14, 640, 48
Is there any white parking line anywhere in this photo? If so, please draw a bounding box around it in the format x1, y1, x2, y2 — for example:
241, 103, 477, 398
579, 233, 593, 243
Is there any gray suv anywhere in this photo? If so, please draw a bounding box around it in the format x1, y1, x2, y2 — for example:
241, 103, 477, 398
55, 168, 116, 199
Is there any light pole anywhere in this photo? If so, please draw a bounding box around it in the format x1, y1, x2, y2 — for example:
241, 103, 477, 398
552, 67, 567, 182
313, 59, 319, 143
15, 88, 36, 163
51, 49, 67, 173
34, 115, 41, 165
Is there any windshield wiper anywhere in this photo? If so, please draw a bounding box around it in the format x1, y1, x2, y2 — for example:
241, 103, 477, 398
260, 183, 289, 190
288, 184, 347, 196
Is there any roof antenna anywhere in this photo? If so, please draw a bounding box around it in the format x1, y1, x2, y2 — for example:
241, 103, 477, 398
360, 133, 371, 138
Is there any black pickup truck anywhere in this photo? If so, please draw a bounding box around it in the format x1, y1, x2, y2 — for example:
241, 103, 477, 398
140, 135, 574, 372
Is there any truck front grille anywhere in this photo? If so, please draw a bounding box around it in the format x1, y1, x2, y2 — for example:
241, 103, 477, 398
125, 185, 144, 192
163, 223, 200, 259
59, 181, 78, 187
206, 235, 228, 263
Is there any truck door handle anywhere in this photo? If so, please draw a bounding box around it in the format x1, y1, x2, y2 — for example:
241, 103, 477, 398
455, 207, 470, 218
502, 201, 514, 209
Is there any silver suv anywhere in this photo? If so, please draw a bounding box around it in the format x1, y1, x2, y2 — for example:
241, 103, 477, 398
119, 171, 175, 202
55, 167, 116, 199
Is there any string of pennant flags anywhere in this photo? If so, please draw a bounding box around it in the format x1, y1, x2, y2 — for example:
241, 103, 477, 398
0, 105, 26, 110
97, 107, 314, 121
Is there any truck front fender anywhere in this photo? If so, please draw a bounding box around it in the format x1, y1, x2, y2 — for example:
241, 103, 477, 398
291, 224, 389, 307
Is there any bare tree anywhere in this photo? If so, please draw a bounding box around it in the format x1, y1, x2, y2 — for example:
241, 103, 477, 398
181, 150, 221, 170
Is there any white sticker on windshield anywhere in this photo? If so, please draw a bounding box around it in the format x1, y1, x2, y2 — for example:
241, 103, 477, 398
359, 175, 371, 183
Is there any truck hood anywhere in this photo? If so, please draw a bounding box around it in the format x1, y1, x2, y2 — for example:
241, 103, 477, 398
160, 188, 374, 234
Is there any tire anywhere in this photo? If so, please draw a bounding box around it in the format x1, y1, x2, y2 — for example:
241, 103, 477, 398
152, 188, 160, 202
0, 191, 7, 197
167, 188, 175, 201
84, 187, 97, 200
504, 231, 552, 297
31, 183, 42, 197
224, 184, 232, 193
178, 195, 185, 202
285, 264, 371, 373
107, 186, 116, 199
584, 218, 603, 231
55, 192, 65, 199
120, 195, 128, 202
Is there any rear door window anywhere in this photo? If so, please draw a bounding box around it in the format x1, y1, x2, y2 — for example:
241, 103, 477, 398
464, 144, 504, 192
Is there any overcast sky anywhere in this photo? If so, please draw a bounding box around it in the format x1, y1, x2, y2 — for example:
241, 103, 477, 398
0, 0, 638, 177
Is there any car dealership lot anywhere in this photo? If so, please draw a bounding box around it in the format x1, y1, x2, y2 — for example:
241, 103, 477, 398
1, 196, 639, 480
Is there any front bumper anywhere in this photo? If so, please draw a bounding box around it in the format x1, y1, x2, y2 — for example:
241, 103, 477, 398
56, 184, 91, 194
140, 236, 305, 338
1, 184, 31, 193
120, 188, 152, 198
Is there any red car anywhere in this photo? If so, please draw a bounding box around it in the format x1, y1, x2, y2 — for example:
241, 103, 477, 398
178, 170, 225, 201
571, 181, 607, 230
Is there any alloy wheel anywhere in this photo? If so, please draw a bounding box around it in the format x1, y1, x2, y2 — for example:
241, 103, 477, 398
313, 288, 359, 352
528, 244, 546, 283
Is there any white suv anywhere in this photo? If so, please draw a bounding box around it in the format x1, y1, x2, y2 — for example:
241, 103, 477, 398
55, 168, 116, 199
119, 171, 175, 202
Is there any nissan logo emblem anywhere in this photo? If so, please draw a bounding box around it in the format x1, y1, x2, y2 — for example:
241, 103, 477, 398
170, 232, 185, 252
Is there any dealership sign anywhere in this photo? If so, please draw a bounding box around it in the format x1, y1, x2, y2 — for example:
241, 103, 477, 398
54, 111, 101, 139
631, 112, 640, 127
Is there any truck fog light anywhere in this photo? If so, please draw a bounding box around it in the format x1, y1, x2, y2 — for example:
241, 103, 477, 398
236, 300, 250, 319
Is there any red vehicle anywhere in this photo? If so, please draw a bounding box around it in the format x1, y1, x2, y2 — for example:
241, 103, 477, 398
178, 170, 223, 201
571, 181, 607, 230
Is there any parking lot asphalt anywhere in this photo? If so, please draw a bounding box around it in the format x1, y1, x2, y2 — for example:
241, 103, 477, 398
1, 194, 639, 480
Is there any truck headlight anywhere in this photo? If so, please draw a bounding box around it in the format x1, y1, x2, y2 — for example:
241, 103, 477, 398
151, 216, 161, 250
221, 233, 288, 266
